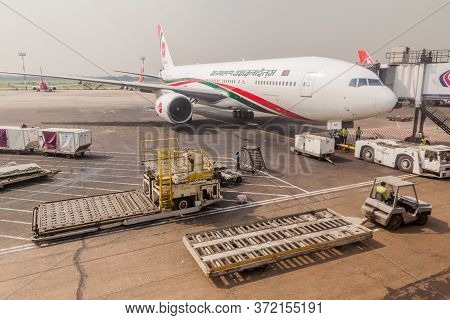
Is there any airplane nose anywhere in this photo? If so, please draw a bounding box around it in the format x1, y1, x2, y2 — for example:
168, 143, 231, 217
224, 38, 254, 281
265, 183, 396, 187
376, 88, 397, 112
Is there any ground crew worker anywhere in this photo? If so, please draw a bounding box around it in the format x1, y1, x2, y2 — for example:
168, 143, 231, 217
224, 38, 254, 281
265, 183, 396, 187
355, 127, 363, 141
376, 182, 390, 202
340, 127, 349, 145
420, 135, 428, 146
235, 151, 241, 171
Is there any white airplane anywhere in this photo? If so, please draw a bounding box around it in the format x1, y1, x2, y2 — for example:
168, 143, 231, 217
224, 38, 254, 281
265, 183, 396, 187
1, 25, 397, 126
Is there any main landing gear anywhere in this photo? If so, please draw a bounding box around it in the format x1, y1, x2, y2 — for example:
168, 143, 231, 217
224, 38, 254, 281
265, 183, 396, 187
232, 109, 254, 120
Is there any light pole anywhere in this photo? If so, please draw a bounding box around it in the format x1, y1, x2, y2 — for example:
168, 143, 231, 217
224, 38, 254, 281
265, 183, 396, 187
18, 52, 27, 90
140, 56, 146, 73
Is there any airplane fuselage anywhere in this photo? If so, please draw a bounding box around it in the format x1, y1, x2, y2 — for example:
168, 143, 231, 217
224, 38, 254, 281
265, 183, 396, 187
161, 56, 397, 121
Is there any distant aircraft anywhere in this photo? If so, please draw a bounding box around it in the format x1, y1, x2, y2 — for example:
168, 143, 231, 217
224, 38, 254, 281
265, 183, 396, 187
32, 68, 57, 92
358, 50, 376, 65
1, 25, 397, 126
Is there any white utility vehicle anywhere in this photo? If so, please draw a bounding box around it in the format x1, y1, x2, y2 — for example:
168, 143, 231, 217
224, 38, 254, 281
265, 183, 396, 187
355, 139, 450, 178
361, 176, 432, 230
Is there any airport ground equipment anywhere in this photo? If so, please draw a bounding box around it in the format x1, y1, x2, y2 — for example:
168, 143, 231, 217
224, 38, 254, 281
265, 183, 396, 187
0, 163, 59, 189
240, 146, 266, 172
387, 115, 413, 122
32, 138, 222, 241
0, 126, 39, 152
183, 209, 372, 277
379, 48, 450, 141
213, 164, 243, 186
40, 128, 92, 157
290, 133, 335, 163
361, 176, 432, 230
355, 139, 450, 178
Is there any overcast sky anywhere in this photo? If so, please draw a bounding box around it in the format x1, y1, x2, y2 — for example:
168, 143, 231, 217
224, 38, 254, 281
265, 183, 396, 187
0, 0, 448, 76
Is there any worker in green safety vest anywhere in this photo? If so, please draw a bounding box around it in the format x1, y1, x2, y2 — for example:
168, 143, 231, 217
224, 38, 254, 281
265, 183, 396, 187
340, 128, 349, 144
355, 127, 363, 141
420, 135, 428, 146
376, 182, 391, 202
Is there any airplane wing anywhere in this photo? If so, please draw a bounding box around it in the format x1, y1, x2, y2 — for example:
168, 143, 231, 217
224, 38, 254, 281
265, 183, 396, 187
0, 72, 227, 103
113, 70, 162, 80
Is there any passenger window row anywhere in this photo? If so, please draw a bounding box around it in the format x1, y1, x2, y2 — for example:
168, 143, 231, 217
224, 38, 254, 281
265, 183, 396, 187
349, 78, 382, 87
255, 80, 296, 86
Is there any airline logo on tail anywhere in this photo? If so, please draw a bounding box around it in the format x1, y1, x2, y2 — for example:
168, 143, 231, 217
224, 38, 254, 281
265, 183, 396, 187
157, 24, 174, 69
439, 70, 450, 87
358, 50, 375, 64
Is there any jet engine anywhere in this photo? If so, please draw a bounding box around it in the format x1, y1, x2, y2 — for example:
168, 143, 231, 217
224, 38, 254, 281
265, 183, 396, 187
154, 93, 193, 124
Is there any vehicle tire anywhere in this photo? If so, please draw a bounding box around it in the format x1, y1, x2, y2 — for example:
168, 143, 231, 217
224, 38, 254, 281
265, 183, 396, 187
361, 146, 375, 162
387, 215, 403, 231
396, 155, 414, 173
236, 176, 242, 184
416, 212, 429, 225
177, 199, 189, 210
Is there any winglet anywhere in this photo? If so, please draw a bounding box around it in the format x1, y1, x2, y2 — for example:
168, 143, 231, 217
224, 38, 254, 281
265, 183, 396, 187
157, 24, 175, 70
358, 49, 375, 65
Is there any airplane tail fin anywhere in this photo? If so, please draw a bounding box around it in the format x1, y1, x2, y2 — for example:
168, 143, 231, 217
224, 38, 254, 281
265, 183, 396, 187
157, 24, 175, 70
358, 49, 375, 64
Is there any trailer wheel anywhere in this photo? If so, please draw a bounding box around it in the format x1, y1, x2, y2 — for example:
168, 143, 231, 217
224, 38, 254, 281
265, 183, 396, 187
387, 215, 403, 231
361, 146, 375, 162
396, 155, 414, 173
416, 212, 429, 225
177, 199, 189, 210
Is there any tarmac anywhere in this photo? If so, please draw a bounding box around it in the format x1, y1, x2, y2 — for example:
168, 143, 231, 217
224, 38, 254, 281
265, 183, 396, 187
0, 90, 448, 299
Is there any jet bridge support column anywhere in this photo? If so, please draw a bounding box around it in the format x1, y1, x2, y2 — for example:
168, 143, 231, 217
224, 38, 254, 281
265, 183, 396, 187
409, 62, 427, 142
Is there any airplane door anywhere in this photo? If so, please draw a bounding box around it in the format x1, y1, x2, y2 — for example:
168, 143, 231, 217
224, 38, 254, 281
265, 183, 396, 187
301, 73, 316, 97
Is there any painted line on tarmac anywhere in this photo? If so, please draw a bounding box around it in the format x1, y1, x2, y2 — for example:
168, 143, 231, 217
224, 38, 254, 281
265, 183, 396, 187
54, 177, 140, 187
0, 174, 414, 256
58, 172, 141, 179
0, 220, 31, 225
46, 164, 143, 172
0, 196, 45, 203
200, 174, 415, 217
221, 190, 289, 197
31, 183, 124, 193
0, 244, 35, 255
0, 207, 32, 213
0, 234, 30, 241
90, 150, 138, 155
258, 170, 309, 193
0, 156, 142, 167
11, 189, 84, 198
242, 183, 300, 189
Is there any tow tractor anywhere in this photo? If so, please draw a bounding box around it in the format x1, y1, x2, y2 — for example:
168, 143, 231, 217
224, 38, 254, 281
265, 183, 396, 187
361, 176, 432, 230
355, 139, 450, 178
31, 139, 222, 242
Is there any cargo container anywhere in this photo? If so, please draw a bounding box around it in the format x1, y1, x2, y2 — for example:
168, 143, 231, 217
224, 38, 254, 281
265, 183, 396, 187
39, 128, 92, 157
290, 133, 335, 162
0, 126, 39, 152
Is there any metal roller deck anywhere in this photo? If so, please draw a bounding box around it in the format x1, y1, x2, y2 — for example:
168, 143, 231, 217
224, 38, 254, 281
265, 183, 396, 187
183, 209, 373, 277
32, 190, 160, 241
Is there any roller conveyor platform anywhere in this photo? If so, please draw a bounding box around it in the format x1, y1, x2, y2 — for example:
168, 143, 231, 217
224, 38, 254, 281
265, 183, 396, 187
183, 209, 372, 277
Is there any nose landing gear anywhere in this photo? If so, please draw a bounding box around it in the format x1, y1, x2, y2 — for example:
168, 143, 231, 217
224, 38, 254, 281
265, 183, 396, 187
232, 109, 254, 120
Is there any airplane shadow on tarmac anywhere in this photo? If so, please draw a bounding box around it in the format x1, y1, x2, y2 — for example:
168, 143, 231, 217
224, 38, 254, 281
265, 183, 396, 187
211, 239, 384, 289
41, 116, 326, 139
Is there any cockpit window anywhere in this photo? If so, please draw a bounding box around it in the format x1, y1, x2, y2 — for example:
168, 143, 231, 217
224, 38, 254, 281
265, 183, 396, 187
368, 79, 382, 86
350, 78, 383, 87
358, 78, 368, 87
